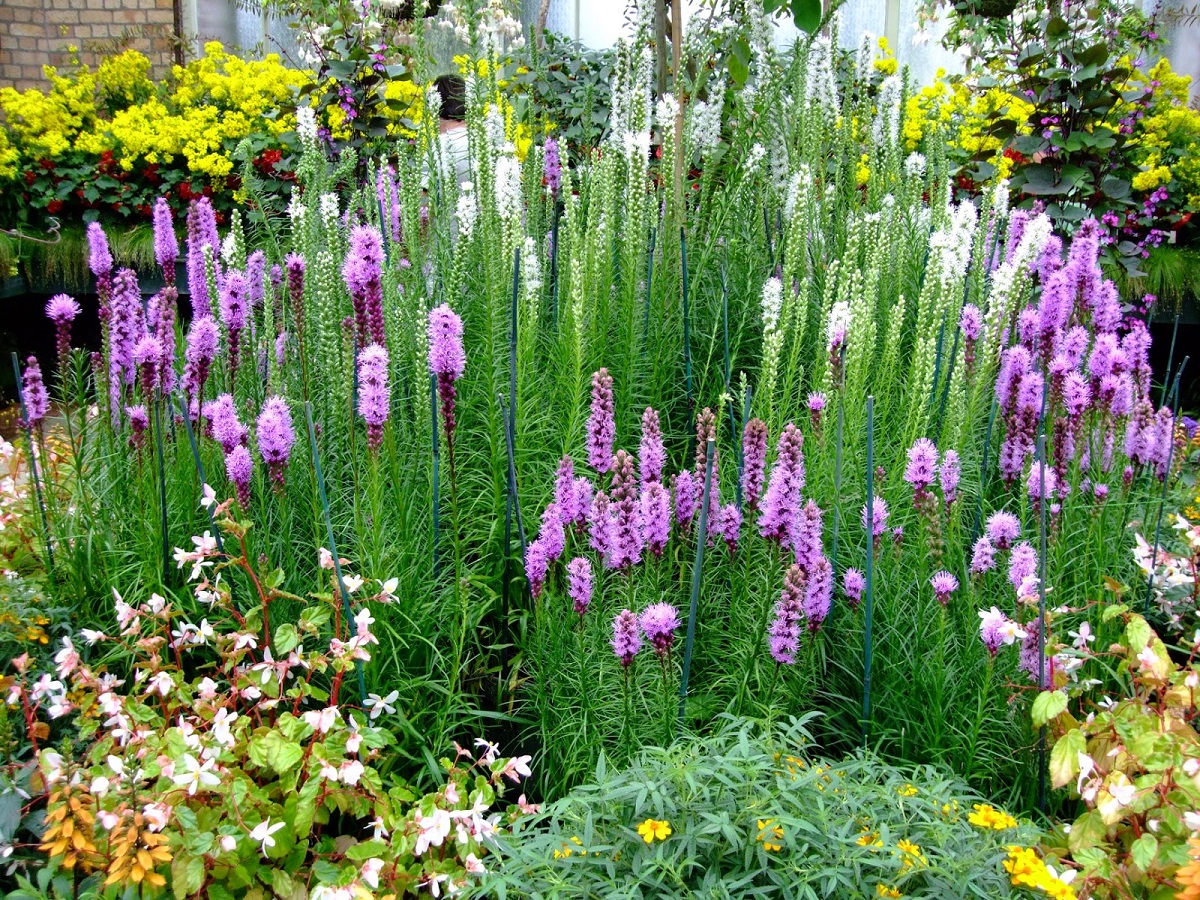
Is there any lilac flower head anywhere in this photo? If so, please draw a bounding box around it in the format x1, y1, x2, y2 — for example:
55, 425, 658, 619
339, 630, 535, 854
186, 198, 219, 319
256, 396, 295, 484
587, 369, 615, 474
226, 444, 253, 508
219, 269, 249, 376
985, 511, 1020, 550
205, 394, 247, 454
1008, 541, 1039, 597
567, 556, 593, 616
1026, 460, 1057, 504
524, 539, 551, 599
716, 503, 742, 555
939, 450, 960, 506
672, 470, 699, 529
537, 502, 566, 565
768, 565, 806, 664
133, 334, 163, 394
87, 222, 112, 279
970, 536, 997, 575
741, 418, 768, 511
607, 450, 643, 570
127, 404, 149, 450
978, 607, 1012, 656
589, 490, 613, 559
996, 346, 1032, 413
959, 304, 983, 341
1063, 370, 1090, 419
904, 438, 939, 494
19, 356, 49, 428
183, 317, 220, 407
759, 424, 805, 544
861, 497, 889, 539
639, 602, 680, 658
1018, 618, 1049, 686
807, 392, 827, 431
357, 344, 390, 450
427, 304, 466, 379
842, 568, 865, 609
345, 227, 385, 346
640, 481, 671, 558
930, 571, 959, 606
246, 250, 266, 309
789, 499, 824, 572
544, 137, 562, 196
639, 407, 666, 485
153, 198, 178, 280
803, 556, 833, 632
554, 456, 583, 525
46, 293, 81, 325
611, 610, 641, 667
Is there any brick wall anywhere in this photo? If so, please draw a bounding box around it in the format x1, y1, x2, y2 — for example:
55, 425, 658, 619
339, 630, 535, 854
0, 0, 177, 93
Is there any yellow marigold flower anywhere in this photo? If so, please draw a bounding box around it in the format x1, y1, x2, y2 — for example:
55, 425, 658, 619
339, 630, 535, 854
896, 839, 928, 872
897, 784, 918, 797
636, 818, 672, 843
968, 803, 1017, 830
876, 885, 902, 898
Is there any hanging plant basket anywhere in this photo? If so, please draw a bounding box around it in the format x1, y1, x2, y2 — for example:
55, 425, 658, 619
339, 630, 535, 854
954, 0, 1020, 19
379, 0, 443, 20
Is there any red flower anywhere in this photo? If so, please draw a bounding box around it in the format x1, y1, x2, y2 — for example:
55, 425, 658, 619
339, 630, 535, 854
46, 199, 64, 214
38, 158, 55, 171
24, 171, 36, 186
178, 181, 194, 201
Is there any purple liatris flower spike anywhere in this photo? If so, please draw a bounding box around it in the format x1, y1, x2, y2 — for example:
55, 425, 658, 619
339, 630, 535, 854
344, 226, 386, 347
638, 602, 680, 658
639, 407, 665, 485
970, 536, 996, 575
554, 456, 578, 523
607, 450, 643, 571
640, 481, 671, 558
543, 137, 561, 197
803, 556, 833, 632
1018, 618, 1050, 687
930, 570, 958, 606
46, 293, 81, 371
537, 502, 566, 565
768, 565, 806, 664
127, 404, 148, 451
246, 250, 266, 310
219, 269, 249, 380
985, 511, 1020, 550
256, 396, 295, 486
133, 334, 163, 397
567, 556, 592, 616
959, 303, 982, 373
611, 609, 641, 667
154, 289, 178, 394
904, 438, 939, 505
153, 198, 178, 283
740, 418, 768, 511
186, 198, 219, 319
716, 503, 741, 555
759, 424, 805, 544
1008, 541, 1039, 598
842, 568, 865, 609
226, 445, 253, 508
87, 222, 113, 283
20, 356, 49, 429
861, 497, 889, 549
524, 539, 551, 599
428, 304, 465, 447
357, 344, 390, 451
672, 470, 699, 530
285, 252, 305, 329
587, 368, 615, 474
807, 392, 827, 432
204, 394, 247, 454
589, 490, 613, 559
939, 450, 960, 508
183, 317, 219, 413
789, 499, 824, 573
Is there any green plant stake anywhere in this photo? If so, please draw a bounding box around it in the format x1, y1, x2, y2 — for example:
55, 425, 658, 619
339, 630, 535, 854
721, 258, 741, 507
1145, 357, 1188, 613
830, 392, 845, 571
679, 438, 715, 723
11, 353, 54, 572
504, 246, 521, 598
304, 401, 367, 706
1161, 314, 1180, 407
1036, 431, 1048, 814
934, 326, 960, 438
681, 227, 693, 407
175, 392, 225, 555
550, 200, 561, 327
152, 396, 170, 586
927, 313, 947, 422
862, 395, 875, 747
971, 397, 999, 545
499, 393, 527, 597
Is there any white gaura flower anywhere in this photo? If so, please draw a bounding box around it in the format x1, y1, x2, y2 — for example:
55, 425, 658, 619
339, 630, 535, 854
302, 705, 341, 735
249, 819, 285, 856
341, 574, 364, 594
211, 708, 238, 747
365, 690, 399, 720
414, 808, 451, 856
340, 759, 365, 786
360, 857, 385, 889
173, 754, 220, 795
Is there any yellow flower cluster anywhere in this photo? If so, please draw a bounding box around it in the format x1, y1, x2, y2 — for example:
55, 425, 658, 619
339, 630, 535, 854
1120, 58, 1200, 205
0, 43, 309, 181
756, 818, 784, 852
0, 608, 51, 644
1004, 846, 1077, 900
968, 803, 1017, 830
876, 884, 902, 898
896, 839, 928, 873
0, 65, 97, 159
552, 835, 583, 859
873, 37, 898, 76
636, 818, 672, 843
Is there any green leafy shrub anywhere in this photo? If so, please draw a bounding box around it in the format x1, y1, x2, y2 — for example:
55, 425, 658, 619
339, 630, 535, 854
488, 715, 1056, 899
